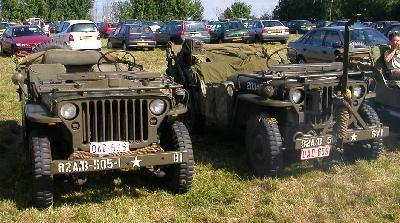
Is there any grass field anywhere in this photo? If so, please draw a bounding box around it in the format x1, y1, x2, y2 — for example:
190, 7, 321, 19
1, 36, 400, 222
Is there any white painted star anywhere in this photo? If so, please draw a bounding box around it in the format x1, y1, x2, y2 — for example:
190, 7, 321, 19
350, 133, 358, 141
131, 156, 142, 168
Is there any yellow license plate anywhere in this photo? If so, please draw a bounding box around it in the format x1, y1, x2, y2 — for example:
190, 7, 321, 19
137, 42, 148, 46
232, 38, 241, 42
272, 30, 282, 33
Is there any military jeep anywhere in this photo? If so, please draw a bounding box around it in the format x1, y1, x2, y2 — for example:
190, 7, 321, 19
166, 38, 389, 176
12, 46, 194, 208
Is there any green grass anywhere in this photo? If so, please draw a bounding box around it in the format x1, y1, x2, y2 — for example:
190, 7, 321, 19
1, 36, 400, 222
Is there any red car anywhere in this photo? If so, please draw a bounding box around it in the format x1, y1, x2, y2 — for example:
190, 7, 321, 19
0, 25, 50, 55
98, 21, 118, 38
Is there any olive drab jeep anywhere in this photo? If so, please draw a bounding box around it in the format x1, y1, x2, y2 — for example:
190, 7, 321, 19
166, 21, 389, 177
12, 44, 194, 208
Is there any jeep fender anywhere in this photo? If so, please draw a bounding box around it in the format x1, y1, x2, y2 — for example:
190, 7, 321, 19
25, 104, 61, 123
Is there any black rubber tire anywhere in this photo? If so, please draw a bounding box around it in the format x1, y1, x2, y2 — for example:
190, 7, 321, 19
280, 39, 288, 44
162, 121, 194, 193
29, 129, 53, 208
246, 114, 283, 177
33, 39, 71, 52
296, 56, 306, 64
107, 40, 113, 49
122, 42, 128, 51
344, 103, 383, 161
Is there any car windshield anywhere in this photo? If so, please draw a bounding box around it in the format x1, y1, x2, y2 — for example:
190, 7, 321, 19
70, 23, 97, 32
12, 27, 44, 36
129, 26, 152, 34
344, 28, 389, 45
262, 21, 283, 27
185, 22, 206, 32
226, 22, 243, 30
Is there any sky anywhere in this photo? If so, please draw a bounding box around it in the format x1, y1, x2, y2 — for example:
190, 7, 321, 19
201, 0, 279, 20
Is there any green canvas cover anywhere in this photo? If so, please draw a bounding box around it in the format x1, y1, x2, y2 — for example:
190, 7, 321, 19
191, 44, 268, 83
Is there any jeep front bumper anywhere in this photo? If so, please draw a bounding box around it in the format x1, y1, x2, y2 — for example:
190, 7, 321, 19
294, 126, 389, 150
51, 150, 189, 174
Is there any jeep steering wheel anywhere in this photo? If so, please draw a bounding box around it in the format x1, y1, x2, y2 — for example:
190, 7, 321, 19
97, 50, 143, 72
266, 47, 298, 68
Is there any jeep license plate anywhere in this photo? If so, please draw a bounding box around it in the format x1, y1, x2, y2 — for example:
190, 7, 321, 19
89, 141, 129, 155
300, 145, 331, 160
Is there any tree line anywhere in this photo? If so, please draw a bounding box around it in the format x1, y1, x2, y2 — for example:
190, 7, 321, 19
1, 0, 94, 22
273, 0, 400, 21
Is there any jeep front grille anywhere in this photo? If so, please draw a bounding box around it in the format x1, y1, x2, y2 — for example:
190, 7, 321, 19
81, 99, 149, 143
304, 86, 334, 126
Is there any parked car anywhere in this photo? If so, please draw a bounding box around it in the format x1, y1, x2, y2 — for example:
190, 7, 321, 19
210, 21, 248, 43
0, 22, 10, 35
248, 20, 289, 44
155, 20, 211, 45
107, 24, 156, 50
120, 19, 142, 25
26, 18, 50, 36
142, 21, 163, 32
0, 25, 50, 54
315, 20, 332, 28
380, 23, 400, 37
288, 26, 389, 63
374, 21, 399, 32
98, 20, 118, 38
52, 20, 102, 50
287, 20, 315, 34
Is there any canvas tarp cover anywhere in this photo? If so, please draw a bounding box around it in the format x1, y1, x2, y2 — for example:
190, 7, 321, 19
191, 44, 268, 83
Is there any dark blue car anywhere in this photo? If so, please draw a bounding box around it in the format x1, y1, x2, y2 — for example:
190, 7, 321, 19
107, 24, 156, 50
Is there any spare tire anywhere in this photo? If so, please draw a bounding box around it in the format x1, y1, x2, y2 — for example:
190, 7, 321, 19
33, 40, 71, 53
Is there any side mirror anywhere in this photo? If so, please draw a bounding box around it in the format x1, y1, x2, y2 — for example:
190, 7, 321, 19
332, 42, 342, 48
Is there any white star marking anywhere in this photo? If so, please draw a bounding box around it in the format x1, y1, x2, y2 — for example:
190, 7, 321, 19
131, 156, 142, 168
350, 133, 358, 141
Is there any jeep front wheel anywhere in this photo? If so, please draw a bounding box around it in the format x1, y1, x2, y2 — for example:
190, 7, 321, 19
344, 103, 383, 161
246, 114, 283, 177
162, 121, 194, 193
29, 130, 53, 208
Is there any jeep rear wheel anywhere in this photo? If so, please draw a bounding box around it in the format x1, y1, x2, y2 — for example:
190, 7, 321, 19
29, 129, 53, 208
246, 114, 283, 177
162, 121, 194, 193
345, 103, 383, 161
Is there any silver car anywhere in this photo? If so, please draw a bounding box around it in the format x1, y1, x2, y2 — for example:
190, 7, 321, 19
248, 20, 289, 44
288, 26, 389, 63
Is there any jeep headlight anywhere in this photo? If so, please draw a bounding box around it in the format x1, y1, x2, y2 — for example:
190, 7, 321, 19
353, 86, 363, 98
291, 89, 303, 104
150, 99, 166, 115
60, 103, 77, 119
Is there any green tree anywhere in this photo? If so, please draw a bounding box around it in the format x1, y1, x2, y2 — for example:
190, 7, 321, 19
222, 1, 251, 19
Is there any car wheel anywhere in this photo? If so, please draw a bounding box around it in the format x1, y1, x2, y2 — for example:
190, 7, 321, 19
344, 103, 383, 162
280, 39, 288, 44
29, 129, 53, 209
296, 56, 306, 64
246, 114, 283, 177
122, 42, 128, 51
107, 40, 113, 49
161, 121, 194, 193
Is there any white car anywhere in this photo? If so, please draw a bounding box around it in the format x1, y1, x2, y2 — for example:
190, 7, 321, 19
52, 20, 102, 50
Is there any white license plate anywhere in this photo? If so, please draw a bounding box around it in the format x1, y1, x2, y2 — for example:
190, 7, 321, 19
89, 141, 129, 155
300, 145, 331, 160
